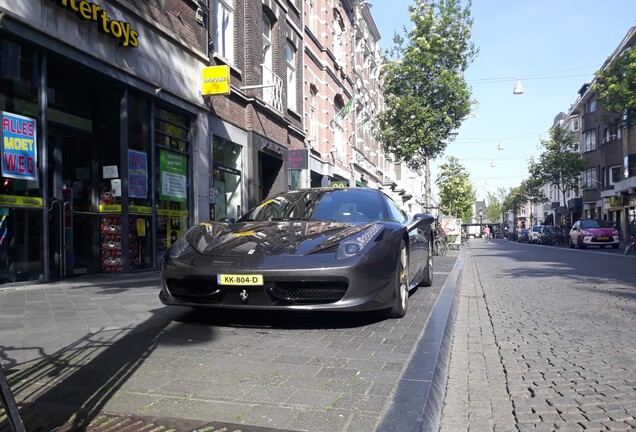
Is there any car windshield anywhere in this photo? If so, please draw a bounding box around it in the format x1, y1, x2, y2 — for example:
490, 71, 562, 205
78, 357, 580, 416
580, 219, 613, 229
239, 189, 390, 223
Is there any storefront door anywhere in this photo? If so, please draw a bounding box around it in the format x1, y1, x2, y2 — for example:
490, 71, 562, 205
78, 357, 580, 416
48, 129, 99, 278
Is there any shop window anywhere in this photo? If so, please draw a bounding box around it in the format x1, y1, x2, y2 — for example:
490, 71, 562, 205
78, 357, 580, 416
0, 207, 43, 283
0, 39, 39, 118
155, 107, 189, 152
127, 93, 152, 269
155, 106, 190, 262
212, 136, 242, 221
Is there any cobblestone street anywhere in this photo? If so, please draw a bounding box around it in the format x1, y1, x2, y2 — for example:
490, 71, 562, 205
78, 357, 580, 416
440, 239, 636, 432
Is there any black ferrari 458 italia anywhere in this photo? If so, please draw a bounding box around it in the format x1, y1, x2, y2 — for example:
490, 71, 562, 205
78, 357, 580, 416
160, 187, 434, 318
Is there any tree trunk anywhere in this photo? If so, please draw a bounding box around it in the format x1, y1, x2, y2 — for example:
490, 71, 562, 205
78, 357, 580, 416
425, 155, 431, 209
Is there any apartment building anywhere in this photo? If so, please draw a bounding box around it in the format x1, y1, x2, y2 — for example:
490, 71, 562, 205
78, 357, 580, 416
569, 26, 636, 235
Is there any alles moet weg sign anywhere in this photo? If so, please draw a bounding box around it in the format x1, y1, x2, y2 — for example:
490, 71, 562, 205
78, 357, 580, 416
1, 112, 38, 181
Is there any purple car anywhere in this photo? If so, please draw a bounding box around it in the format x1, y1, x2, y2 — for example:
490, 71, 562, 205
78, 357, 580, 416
568, 219, 620, 249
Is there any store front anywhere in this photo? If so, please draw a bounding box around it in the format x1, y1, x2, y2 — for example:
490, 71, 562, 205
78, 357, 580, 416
0, 35, 194, 284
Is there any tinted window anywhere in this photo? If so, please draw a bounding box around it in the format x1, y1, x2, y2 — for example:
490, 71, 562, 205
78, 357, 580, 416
580, 219, 612, 229
240, 189, 390, 223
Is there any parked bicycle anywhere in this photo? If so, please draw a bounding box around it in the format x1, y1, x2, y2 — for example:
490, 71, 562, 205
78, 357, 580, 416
433, 236, 447, 256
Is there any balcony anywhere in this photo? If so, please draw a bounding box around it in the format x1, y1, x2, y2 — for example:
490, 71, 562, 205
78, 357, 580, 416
261, 64, 283, 112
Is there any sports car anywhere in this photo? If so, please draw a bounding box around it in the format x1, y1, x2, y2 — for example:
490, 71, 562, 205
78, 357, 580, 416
159, 187, 434, 318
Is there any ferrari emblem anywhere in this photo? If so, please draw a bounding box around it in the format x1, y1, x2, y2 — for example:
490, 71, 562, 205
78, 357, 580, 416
240, 289, 248, 302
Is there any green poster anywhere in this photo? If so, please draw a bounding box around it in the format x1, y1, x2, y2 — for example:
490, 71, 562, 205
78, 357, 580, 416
160, 150, 187, 202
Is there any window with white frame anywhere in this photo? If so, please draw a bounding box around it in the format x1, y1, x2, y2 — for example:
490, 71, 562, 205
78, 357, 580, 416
262, 14, 273, 105
309, 88, 317, 146
582, 130, 597, 152
569, 117, 580, 132
603, 126, 621, 143
308, 0, 316, 34
609, 165, 622, 185
215, 0, 234, 63
572, 142, 580, 152
333, 14, 344, 66
582, 168, 598, 189
333, 100, 344, 161
587, 96, 597, 113
286, 41, 297, 111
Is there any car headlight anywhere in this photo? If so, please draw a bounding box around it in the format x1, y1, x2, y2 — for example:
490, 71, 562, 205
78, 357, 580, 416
168, 232, 193, 258
336, 224, 383, 259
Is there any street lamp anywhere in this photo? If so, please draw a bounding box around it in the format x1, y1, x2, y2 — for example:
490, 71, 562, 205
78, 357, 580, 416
478, 207, 484, 238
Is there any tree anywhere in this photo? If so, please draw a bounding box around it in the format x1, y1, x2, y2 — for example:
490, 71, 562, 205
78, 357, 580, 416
377, 0, 477, 208
594, 45, 636, 127
518, 177, 547, 226
528, 126, 587, 207
435, 156, 476, 222
484, 187, 508, 223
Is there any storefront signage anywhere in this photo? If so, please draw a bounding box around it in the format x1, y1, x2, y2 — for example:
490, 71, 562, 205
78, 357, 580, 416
202, 66, 231, 96
0, 194, 43, 208
129, 205, 152, 215
128, 150, 148, 199
330, 181, 349, 188
50, 0, 140, 47
214, 162, 241, 176
1, 112, 37, 181
160, 150, 187, 202
608, 196, 623, 209
288, 149, 308, 169
99, 204, 122, 213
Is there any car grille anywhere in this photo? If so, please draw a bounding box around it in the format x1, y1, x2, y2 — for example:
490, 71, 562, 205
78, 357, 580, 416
591, 236, 614, 243
267, 281, 348, 304
165, 278, 348, 305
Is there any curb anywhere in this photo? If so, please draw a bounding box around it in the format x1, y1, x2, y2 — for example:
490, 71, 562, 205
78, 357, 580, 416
377, 250, 465, 432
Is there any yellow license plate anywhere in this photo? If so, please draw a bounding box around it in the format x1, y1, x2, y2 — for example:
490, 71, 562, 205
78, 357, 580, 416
597, 236, 609, 240
217, 274, 264, 286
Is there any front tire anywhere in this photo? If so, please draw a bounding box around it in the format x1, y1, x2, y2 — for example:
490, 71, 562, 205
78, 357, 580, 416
625, 243, 633, 255
419, 241, 433, 288
387, 241, 409, 318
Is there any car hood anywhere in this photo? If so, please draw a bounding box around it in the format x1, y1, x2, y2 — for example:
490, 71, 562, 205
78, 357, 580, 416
185, 220, 379, 256
579, 228, 615, 235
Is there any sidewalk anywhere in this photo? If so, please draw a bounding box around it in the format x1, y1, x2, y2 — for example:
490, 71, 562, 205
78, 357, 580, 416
438, 248, 516, 432
0, 252, 464, 432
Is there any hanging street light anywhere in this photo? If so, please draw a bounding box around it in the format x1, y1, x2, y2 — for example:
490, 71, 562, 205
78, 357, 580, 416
513, 77, 524, 95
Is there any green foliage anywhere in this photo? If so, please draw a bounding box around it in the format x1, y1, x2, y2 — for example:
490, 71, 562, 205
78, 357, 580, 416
435, 156, 476, 222
376, 0, 477, 172
484, 188, 508, 223
527, 127, 587, 205
594, 45, 636, 127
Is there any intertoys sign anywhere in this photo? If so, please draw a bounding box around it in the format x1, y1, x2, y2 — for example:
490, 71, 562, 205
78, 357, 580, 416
49, 0, 140, 48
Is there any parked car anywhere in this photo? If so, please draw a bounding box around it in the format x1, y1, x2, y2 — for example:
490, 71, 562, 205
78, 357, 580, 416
529, 225, 543, 244
538, 226, 559, 245
160, 187, 435, 319
568, 219, 620, 249
517, 228, 530, 243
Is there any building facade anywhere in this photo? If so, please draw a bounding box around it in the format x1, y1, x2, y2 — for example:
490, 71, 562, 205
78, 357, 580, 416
569, 26, 636, 236
0, 0, 425, 286
0, 0, 210, 284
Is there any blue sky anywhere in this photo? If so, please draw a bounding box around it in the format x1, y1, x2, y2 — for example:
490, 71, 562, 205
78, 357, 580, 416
371, 1, 636, 201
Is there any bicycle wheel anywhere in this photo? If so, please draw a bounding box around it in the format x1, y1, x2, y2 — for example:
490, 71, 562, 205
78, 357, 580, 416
438, 240, 447, 256
624, 242, 634, 255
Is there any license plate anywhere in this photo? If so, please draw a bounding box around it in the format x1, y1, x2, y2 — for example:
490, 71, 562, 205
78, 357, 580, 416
217, 274, 264, 286
597, 236, 609, 241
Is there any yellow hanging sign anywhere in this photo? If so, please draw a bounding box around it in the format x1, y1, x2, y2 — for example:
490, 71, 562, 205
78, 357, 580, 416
202, 65, 231, 96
